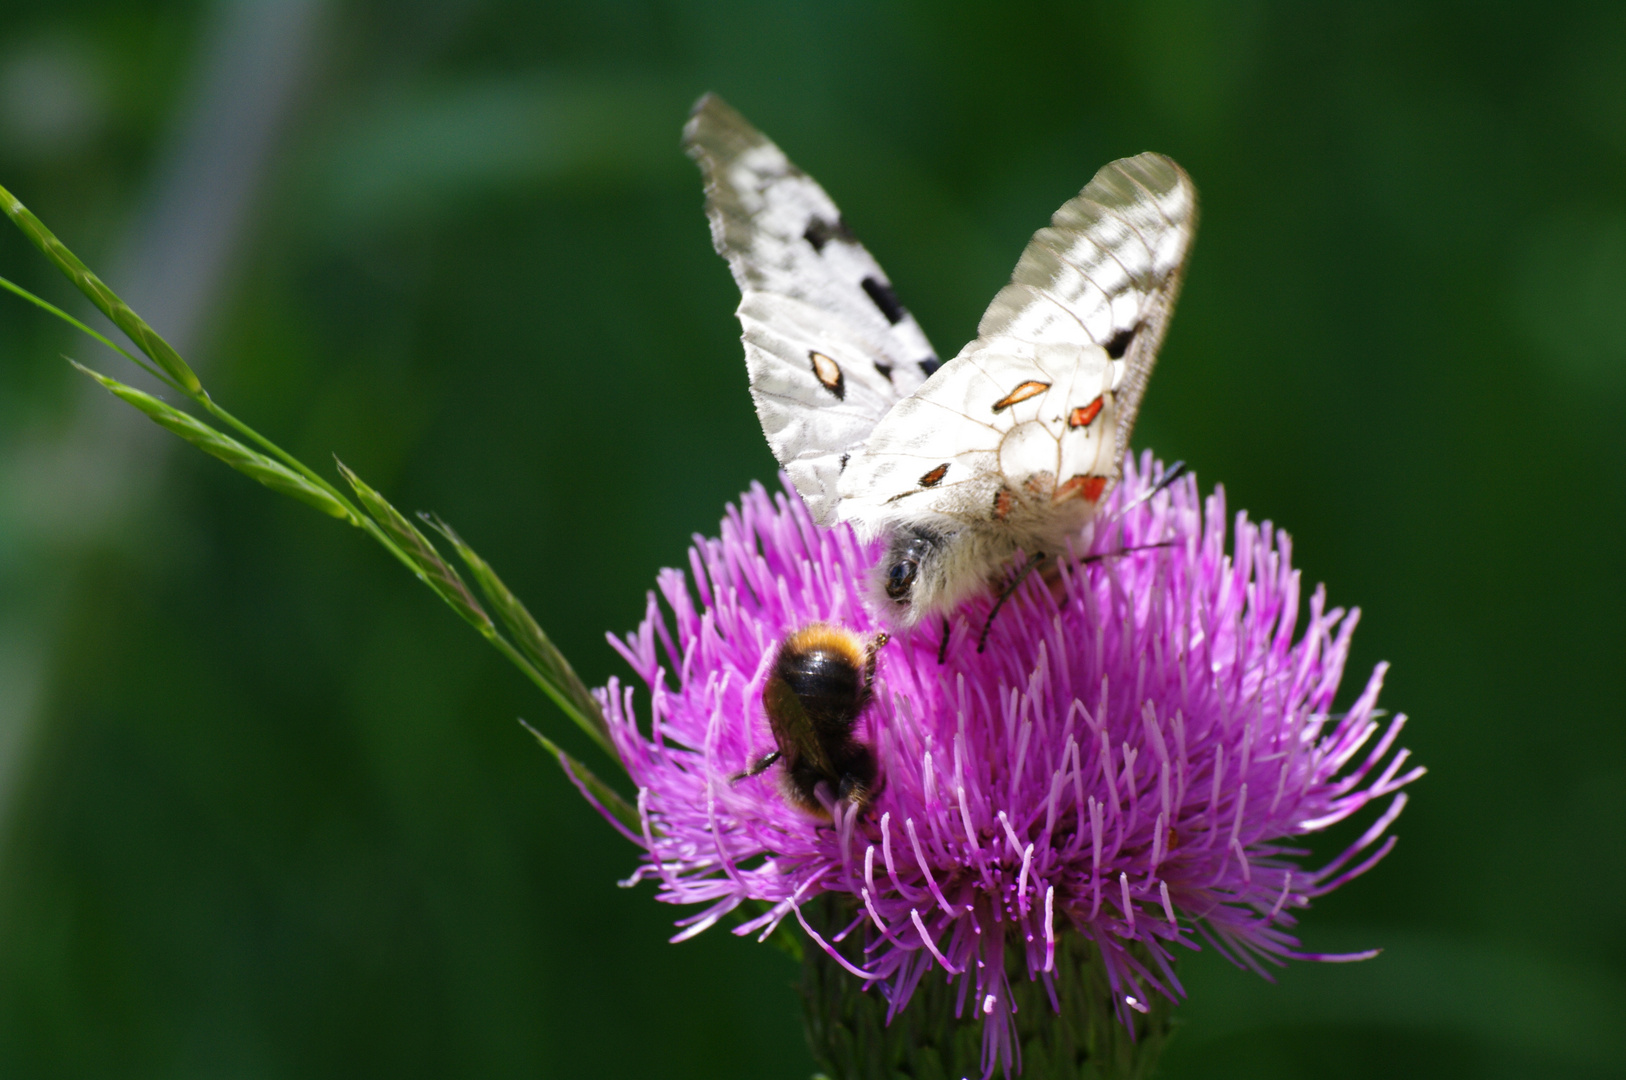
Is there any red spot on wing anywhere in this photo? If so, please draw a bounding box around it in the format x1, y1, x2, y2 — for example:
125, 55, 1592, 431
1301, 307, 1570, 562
918, 463, 949, 488
1068, 396, 1104, 428
992, 488, 1016, 521
1056, 475, 1109, 504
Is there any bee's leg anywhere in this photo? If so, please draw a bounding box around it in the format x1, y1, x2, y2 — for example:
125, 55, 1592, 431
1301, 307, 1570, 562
978, 551, 1046, 654
936, 617, 951, 665
861, 630, 889, 692
730, 750, 782, 782
1077, 539, 1175, 568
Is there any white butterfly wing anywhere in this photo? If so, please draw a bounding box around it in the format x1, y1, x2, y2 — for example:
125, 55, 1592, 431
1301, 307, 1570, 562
840, 153, 1196, 529
979, 152, 1196, 463
684, 94, 943, 525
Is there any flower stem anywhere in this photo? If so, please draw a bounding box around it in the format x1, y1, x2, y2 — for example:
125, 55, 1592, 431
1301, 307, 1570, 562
798, 897, 1173, 1080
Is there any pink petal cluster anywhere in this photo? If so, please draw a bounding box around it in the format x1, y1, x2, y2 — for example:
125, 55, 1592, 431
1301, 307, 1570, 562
592, 453, 1421, 1077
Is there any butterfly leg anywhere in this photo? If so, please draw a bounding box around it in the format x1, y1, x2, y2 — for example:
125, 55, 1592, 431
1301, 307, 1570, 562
1078, 539, 1176, 568
936, 618, 951, 665
1074, 462, 1188, 574
978, 551, 1047, 654
731, 750, 782, 782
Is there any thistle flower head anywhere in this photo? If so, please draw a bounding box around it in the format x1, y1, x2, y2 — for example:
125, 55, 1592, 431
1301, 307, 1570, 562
595, 453, 1422, 1078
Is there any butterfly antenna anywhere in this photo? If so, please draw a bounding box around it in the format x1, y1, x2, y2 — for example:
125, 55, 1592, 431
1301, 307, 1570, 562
1072, 460, 1188, 570
1115, 459, 1187, 522
936, 618, 951, 665
978, 551, 1046, 654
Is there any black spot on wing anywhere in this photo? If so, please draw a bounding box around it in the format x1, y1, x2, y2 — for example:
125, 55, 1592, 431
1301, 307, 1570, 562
861, 277, 906, 325
1104, 324, 1142, 360
803, 216, 856, 252
873, 361, 893, 381
918, 355, 942, 377
839, 452, 849, 473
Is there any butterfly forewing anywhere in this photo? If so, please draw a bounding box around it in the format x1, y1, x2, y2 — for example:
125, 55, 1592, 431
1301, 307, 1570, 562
978, 153, 1197, 466
685, 94, 942, 525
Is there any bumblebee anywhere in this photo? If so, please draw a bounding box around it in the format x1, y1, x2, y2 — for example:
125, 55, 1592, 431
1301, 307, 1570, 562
735, 623, 888, 817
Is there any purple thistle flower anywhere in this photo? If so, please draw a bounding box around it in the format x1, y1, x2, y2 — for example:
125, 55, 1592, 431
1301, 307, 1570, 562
593, 453, 1422, 1078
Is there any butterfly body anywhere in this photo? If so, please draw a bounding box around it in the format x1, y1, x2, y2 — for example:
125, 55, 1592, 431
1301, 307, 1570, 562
687, 96, 1196, 627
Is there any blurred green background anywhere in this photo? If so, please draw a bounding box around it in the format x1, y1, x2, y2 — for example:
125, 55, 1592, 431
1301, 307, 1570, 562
0, 1, 1621, 1077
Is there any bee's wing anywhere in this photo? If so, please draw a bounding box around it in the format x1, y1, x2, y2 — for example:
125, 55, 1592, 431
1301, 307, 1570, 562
685, 94, 943, 526
839, 153, 1197, 525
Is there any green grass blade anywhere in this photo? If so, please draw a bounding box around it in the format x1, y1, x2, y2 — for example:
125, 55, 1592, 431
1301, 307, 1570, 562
1, 183, 202, 394
0, 274, 173, 386
9, 193, 624, 791
422, 515, 611, 756
335, 461, 494, 634
1, 263, 352, 520
74, 362, 357, 522
519, 719, 637, 834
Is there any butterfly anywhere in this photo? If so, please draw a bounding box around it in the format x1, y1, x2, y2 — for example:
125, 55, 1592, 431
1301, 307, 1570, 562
685, 94, 1197, 628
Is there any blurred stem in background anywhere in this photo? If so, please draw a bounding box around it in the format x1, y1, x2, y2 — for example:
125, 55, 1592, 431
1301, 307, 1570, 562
0, 0, 325, 855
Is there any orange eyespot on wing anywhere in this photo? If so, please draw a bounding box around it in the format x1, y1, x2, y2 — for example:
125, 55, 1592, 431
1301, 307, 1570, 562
991, 381, 1050, 413
808, 351, 845, 400
918, 463, 949, 488
1068, 396, 1104, 428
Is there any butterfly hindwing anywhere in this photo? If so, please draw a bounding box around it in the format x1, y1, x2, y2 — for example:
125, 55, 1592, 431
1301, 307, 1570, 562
977, 153, 1197, 467
684, 94, 941, 525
